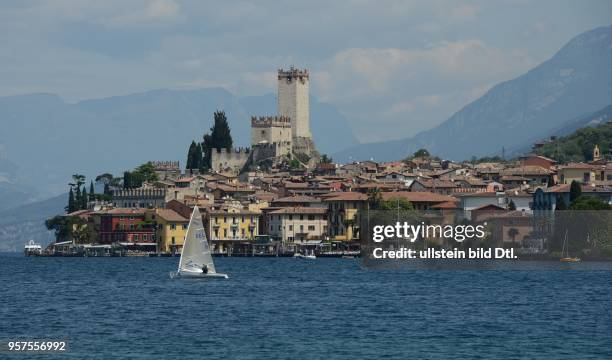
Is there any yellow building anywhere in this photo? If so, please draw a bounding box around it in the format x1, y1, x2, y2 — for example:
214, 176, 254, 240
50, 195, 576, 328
322, 192, 367, 242
146, 208, 189, 254
557, 163, 595, 184
207, 207, 259, 254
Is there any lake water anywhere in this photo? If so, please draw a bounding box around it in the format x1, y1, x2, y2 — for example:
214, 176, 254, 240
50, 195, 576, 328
1, 253, 612, 359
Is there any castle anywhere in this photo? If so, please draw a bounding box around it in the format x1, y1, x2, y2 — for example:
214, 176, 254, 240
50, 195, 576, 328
211, 67, 319, 173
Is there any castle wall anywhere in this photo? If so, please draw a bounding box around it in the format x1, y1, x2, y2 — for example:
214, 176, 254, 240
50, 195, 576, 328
250, 116, 292, 157
278, 68, 310, 139
211, 148, 250, 173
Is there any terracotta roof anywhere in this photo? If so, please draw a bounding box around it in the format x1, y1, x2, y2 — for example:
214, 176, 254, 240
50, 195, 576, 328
546, 183, 612, 193
273, 195, 321, 203
269, 207, 327, 215
175, 177, 195, 183
430, 201, 460, 209
557, 163, 595, 170
100, 208, 146, 215
380, 191, 457, 203
155, 209, 188, 222
322, 192, 368, 202
472, 204, 506, 211
501, 166, 552, 176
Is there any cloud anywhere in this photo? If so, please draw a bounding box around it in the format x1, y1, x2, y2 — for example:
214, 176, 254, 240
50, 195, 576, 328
449, 4, 480, 21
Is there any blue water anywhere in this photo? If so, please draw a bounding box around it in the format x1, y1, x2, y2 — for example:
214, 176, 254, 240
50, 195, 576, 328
1, 254, 612, 359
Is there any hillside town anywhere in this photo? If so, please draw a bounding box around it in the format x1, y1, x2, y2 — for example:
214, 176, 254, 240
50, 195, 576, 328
41, 68, 612, 258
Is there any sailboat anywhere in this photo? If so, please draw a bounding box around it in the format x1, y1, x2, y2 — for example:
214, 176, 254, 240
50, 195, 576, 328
170, 206, 228, 279
560, 229, 581, 263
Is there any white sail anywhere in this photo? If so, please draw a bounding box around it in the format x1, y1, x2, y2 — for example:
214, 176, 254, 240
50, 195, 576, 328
178, 206, 216, 274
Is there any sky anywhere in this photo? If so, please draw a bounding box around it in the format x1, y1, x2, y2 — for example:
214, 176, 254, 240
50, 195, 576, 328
1, 0, 611, 143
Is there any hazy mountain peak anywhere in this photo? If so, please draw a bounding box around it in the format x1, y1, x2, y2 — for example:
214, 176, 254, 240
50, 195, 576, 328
333, 25, 612, 162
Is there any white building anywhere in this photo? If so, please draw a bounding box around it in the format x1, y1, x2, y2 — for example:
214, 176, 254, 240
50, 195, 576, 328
268, 207, 327, 243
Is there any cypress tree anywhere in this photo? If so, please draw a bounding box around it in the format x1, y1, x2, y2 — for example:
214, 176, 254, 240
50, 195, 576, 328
89, 181, 95, 200
201, 110, 234, 170
66, 189, 76, 213
186, 141, 197, 169
75, 186, 82, 208
556, 195, 567, 210
569, 180, 582, 203
124, 171, 132, 189
81, 187, 88, 210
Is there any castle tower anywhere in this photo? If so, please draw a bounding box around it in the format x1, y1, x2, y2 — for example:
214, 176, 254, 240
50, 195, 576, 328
277, 67, 310, 139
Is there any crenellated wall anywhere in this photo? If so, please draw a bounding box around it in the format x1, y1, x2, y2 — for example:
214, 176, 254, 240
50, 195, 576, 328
210, 148, 250, 173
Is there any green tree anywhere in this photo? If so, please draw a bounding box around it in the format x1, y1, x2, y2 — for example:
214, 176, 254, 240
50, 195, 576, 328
413, 148, 430, 158
95, 173, 114, 194
556, 195, 567, 210
320, 154, 333, 164
66, 189, 76, 213
89, 181, 95, 201
507, 227, 519, 246
569, 196, 611, 210
289, 158, 301, 169
378, 197, 414, 211
201, 111, 234, 169
81, 187, 88, 210
75, 185, 82, 209
134, 162, 159, 183
367, 188, 383, 210
569, 180, 582, 203
186, 140, 198, 169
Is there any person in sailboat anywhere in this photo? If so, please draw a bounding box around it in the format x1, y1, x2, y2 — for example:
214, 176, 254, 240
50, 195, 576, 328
202, 264, 208, 274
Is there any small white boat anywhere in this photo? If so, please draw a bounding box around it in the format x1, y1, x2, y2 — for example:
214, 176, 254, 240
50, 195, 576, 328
293, 251, 316, 260
170, 206, 228, 279
24, 240, 42, 256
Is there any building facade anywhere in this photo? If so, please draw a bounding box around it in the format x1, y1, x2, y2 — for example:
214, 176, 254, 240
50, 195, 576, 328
268, 207, 327, 243
146, 208, 189, 254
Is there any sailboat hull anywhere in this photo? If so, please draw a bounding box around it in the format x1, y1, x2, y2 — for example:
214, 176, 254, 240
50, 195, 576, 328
170, 270, 229, 279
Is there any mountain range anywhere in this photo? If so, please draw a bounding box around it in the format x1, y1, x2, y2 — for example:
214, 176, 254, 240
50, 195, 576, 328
0, 89, 359, 204
332, 25, 612, 163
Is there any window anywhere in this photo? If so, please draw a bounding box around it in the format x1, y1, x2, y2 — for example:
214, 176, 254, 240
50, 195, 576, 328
300, 215, 304, 220
182, 224, 187, 230
300, 225, 304, 231
308, 215, 315, 220
142, 235, 147, 241
171, 223, 176, 230
308, 225, 315, 231
214, 229, 219, 238
134, 235, 139, 241
223, 229, 227, 237
241, 229, 245, 237
289, 215, 293, 220
289, 225, 293, 231
171, 237, 175, 244
583, 172, 590, 183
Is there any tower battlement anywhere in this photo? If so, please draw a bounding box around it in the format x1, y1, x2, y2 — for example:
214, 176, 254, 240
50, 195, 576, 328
251, 116, 292, 128
278, 67, 309, 81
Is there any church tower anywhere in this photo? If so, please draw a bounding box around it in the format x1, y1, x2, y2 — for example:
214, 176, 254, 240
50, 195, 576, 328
277, 67, 311, 139
593, 144, 601, 162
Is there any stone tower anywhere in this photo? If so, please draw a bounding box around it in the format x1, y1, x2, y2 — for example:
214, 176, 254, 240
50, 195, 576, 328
277, 67, 310, 138
593, 144, 601, 162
